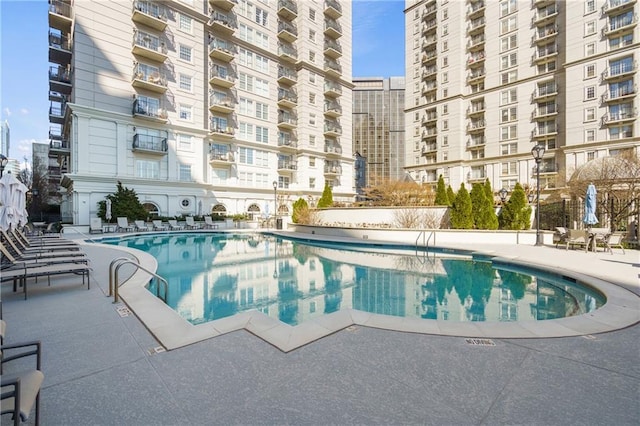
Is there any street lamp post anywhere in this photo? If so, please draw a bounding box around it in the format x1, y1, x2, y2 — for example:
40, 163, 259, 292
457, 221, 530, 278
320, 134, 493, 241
272, 180, 278, 229
531, 144, 546, 246
0, 154, 8, 177
499, 188, 508, 206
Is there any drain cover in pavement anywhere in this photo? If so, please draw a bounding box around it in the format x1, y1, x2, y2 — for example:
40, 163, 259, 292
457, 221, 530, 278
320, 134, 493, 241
465, 338, 496, 346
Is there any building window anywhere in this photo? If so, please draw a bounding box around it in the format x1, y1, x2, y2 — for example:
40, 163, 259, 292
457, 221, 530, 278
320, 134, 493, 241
501, 162, 517, 175
501, 107, 517, 123
501, 70, 517, 84
255, 7, 268, 26
309, 93, 316, 104
256, 102, 268, 120
309, 177, 315, 189
501, 142, 517, 155
443, 57, 448, 67
179, 74, 192, 91
442, 136, 448, 146
585, 0, 596, 14
442, 88, 448, 98
538, 61, 557, 74
309, 113, 316, 126
309, 29, 315, 42
609, 33, 633, 50
136, 160, 160, 179
442, 8, 448, 19
584, 107, 596, 122
442, 24, 448, 36
442, 104, 448, 114
309, 51, 315, 63
179, 164, 192, 182
179, 105, 192, 121
309, 157, 316, 167
255, 126, 268, 143
500, 0, 517, 17
442, 120, 448, 130
500, 125, 517, 141
309, 8, 315, 21
500, 16, 517, 35
585, 21, 596, 36
585, 129, 596, 142
309, 135, 316, 146
500, 88, 517, 105
442, 40, 448, 51
179, 44, 192, 62
177, 133, 192, 151
585, 42, 596, 56
585, 86, 596, 100
609, 125, 633, 139
179, 14, 192, 33
584, 64, 596, 79
501, 53, 517, 70
500, 34, 517, 52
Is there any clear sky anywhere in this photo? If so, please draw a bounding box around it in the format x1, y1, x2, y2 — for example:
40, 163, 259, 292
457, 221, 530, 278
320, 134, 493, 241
0, 0, 405, 163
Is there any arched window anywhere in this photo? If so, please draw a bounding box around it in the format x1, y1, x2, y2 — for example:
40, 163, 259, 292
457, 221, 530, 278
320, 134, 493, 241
142, 202, 159, 217
211, 204, 227, 217
277, 204, 289, 215
247, 203, 261, 220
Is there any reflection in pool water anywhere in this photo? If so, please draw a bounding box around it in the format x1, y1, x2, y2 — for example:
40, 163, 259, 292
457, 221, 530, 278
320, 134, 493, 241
107, 234, 604, 326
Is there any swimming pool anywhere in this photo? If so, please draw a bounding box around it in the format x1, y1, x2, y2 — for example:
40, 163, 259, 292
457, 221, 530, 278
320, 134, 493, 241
106, 233, 604, 327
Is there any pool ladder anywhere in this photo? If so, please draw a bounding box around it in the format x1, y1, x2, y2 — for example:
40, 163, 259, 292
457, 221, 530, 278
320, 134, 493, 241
109, 257, 168, 304
415, 230, 434, 265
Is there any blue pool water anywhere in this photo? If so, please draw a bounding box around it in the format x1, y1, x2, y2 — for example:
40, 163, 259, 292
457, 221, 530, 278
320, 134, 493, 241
105, 233, 604, 326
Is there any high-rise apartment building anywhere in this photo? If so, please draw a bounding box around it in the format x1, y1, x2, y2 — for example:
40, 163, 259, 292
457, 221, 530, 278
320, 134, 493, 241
404, 0, 638, 194
48, 0, 353, 224
353, 77, 406, 194
0, 120, 9, 158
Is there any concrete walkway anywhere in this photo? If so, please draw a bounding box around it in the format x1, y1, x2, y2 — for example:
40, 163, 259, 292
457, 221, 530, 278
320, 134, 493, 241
1, 231, 638, 425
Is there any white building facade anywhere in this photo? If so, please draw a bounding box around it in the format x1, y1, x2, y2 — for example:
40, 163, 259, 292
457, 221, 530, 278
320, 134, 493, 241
48, 0, 353, 224
403, 0, 639, 194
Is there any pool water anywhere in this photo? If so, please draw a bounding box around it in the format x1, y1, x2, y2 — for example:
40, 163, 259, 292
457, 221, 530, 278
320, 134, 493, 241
107, 234, 604, 326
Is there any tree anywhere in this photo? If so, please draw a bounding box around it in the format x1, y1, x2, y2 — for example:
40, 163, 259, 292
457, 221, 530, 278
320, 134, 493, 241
317, 182, 334, 208
450, 183, 473, 229
97, 181, 147, 221
483, 178, 493, 203
470, 183, 498, 230
434, 175, 449, 206
291, 197, 308, 223
446, 185, 455, 207
499, 183, 531, 230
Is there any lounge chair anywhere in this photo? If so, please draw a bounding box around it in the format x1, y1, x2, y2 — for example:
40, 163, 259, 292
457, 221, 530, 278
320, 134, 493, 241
203, 216, 219, 229
604, 233, 625, 255
0, 240, 85, 262
0, 244, 88, 268
167, 220, 184, 230
0, 320, 44, 425
565, 229, 588, 251
3, 231, 80, 256
134, 220, 149, 232
554, 227, 568, 248
152, 220, 168, 231
185, 216, 201, 229
116, 217, 135, 232
1, 260, 91, 299
89, 218, 104, 234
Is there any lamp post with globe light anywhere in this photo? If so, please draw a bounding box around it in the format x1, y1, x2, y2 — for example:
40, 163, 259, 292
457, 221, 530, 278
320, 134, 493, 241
531, 144, 546, 246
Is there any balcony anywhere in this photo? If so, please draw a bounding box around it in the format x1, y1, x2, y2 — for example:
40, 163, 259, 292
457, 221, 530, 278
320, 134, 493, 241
324, 0, 342, 19
466, 136, 487, 148
602, 85, 637, 102
532, 163, 558, 175
603, 14, 638, 36
132, 98, 168, 122
422, 20, 437, 36
324, 18, 342, 39
132, 66, 168, 93
422, 50, 437, 64
422, 112, 437, 125
49, 139, 70, 157
278, 111, 297, 129
209, 118, 234, 139
276, 66, 297, 86
466, 103, 486, 117
277, 87, 297, 108
421, 143, 438, 155
532, 25, 558, 44
532, 4, 558, 26
278, 20, 298, 42
467, 1, 485, 18
467, 170, 486, 182
48, 31, 72, 65
532, 103, 559, 119
278, 133, 298, 151
49, 0, 73, 33
467, 52, 485, 67
467, 35, 485, 52
324, 164, 342, 175
422, 82, 437, 95
422, 127, 437, 141
132, 31, 167, 63
324, 58, 342, 77
208, 151, 235, 165
209, 0, 237, 11
209, 11, 237, 35
467, 17, 486, 35
49, 101, 67, 125
602, 0, 637, 15
278, 0, 298, 20
467, 69, 486, 84
532, 84, 558, 101
531, 125, 558, 138
602, 61, 637, 80
324, 101, 342, 117
209, 90, 236, 114
278, 42, 298, 63
49, 65, 72, 95
422, 66, 438, 80
324, 38, 342, 58
324, 120, 342, 137
278, 160, 298, 172
209, 63, 236, 88
324, 81, 342, 97
467, 120, 486, 133
324, 143, 342, 157
422, 3, 437, 21
422, 35, 437, 50
531, 0, 556, 7
209, 38, 237, 62
532, 44, 558, 63
602, 108, 638, 125
132, 1, 167, 31
132, 133, 168, 155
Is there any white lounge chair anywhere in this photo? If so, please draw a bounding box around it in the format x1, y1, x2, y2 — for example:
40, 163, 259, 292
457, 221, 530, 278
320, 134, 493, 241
185, 216, 201, 229
117, 217, 135, 232
203, 216, 219, 229
152, 220, 168, 231
167, 220, 184, 230
604, 233, 625, 254
134, 220, 149, 232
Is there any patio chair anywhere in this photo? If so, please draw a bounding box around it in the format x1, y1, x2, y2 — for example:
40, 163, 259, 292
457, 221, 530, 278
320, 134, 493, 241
116, 217, 135, 232
185, 216, 201, 229
1, 260, 91, 299
134, 220, 149, 232
1, 320, 45, 425
0, 240, 85, 262
203, 216, 219, 229
603, 233, 625, 255
553, 227, 568, 248
3, 231, 80, 256
89, 218, 104, 234
152, 220, 168, 231
565, 229, 588, 251
167, 220, 184, 231
0, 244, 88, 268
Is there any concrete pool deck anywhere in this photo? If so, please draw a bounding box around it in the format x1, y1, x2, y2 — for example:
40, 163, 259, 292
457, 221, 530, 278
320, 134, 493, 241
1, 230, 639, 424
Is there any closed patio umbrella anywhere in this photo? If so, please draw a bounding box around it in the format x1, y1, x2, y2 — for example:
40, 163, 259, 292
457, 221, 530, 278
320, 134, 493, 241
105, 199, 112, 223
583, 183, 598, 228
0, 172, 29, 231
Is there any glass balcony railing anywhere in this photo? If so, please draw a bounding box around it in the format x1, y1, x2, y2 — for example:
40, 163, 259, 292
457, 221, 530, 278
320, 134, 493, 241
133, 134, 168, 153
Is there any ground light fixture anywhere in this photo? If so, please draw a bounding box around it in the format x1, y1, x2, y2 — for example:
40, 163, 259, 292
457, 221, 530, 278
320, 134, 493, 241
531, 144, 546, 246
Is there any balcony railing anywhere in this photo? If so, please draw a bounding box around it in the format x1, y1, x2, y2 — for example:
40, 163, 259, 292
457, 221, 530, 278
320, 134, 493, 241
324, 38, 342, 56
133, 1, 167, 31
278, 20, 298, 40
324, 101, 342, 115
324, 121, 342, 135
532, 84, 558, 99
603, 0, 636, 14
277, 65, 297, 84
603, 14, 638, 35
324, 144, 343, 155
49, 65, 71, 84
209, 152, 235, 163
132, 66, 168, 90
467, 17, 486, 33
209, 118, 234, 136
324, 81, 342, 96
467, 52, 486, 66
278, 0, 298, 19
532, 103, 559, 118
324, 18, 342, 38
324, 0, 342, 18
467, 136, 487, 147
467, 120, 487, 131
209, 37, 237, 60
278, 42, 298, 61
532, 4, 558, 25
132, 31, 167, 62
132, 134, 168, 153
533, 44, 558, 61
324, 164, 342, 174
532, 125, 558, 137
278, 112, 297, 126
602, 85, 637, 101
278, 161, 298, 171
209, 64, 236, 86
278, 135, 298, 148
602, 61, 637, 79
209, 11, 237, 32
324, 58, 342, 75
49, 0, 73, 19
132, 99, 167, 120
49, 31, 71, 52
602, 108, 638, 124
278, 87, 298, 105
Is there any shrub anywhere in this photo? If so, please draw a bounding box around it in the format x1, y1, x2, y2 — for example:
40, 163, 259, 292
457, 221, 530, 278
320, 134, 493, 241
434, 175, 449, 206
317, 182, 334, 208
292, 198, 308, 223
450, 184, 473, 229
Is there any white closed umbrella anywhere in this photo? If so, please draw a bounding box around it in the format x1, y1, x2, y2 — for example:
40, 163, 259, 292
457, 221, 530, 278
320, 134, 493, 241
0, 172, 29, 231
105, 199, 112, 223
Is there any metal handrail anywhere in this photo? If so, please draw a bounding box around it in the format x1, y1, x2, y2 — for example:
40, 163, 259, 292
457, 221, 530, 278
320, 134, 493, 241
110, 258, 168, 304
